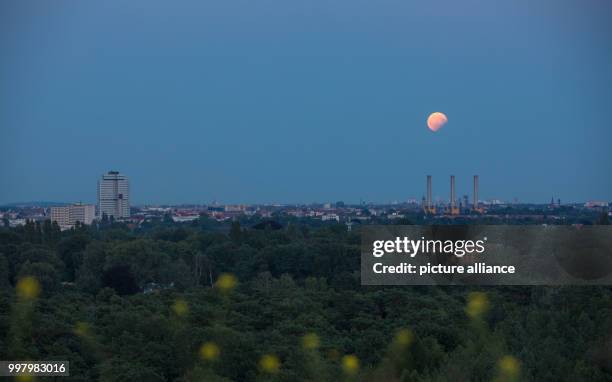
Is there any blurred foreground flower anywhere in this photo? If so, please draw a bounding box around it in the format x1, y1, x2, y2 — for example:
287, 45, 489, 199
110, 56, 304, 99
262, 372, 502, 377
74, 322, 92, 338
498, 355, 520, 379
342, 354, 360, 375
215, 273, 237, 292
465, 291, 489, 319
172, 299, 189, 316
394, 328, 413, 348
16, 277, 40, 300
200, 341, 220, 361
16, 375, 34, 382
259, 354, 280, 374
302, 332, 320, 350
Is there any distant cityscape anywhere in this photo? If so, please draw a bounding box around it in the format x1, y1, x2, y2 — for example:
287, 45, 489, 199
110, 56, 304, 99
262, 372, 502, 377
42, 171, 130, 230
0, 170, 610, 230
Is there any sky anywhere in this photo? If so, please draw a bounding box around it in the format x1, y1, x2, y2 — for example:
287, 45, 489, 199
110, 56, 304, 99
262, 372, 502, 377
1, 0, 611, 205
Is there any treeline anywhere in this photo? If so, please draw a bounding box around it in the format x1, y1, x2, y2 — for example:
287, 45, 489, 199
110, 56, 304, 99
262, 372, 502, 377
0, 219, 360, 295
0, 218, 610, 381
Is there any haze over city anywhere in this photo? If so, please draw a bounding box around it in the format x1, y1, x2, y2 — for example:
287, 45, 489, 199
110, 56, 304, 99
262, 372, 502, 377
1, 0, 611, 205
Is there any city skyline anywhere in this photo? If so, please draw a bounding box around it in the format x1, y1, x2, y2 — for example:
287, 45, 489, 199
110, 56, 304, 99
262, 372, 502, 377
2, 1, 611, 204
0, 170, 603, 207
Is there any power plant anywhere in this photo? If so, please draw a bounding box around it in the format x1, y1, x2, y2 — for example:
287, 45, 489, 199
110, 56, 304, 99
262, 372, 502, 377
423, 175, 482, 215
450, 175, 459, 215
425, 175, 436, 214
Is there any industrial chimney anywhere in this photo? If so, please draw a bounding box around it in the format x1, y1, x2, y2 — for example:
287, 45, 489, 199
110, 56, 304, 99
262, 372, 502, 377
473, 175, 479, 210
427, 175, 432, 210
449, 175, 459, 215
450, 175, 456, 210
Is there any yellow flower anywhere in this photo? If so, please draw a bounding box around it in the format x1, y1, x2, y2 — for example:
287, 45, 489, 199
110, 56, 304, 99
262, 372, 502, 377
342, 354, 360, 375
172, 299, 189, 316
465, 291, 489, 319
16, 276, 40, 299
74, 322, 92, 338
302, 333, 320, 350
259, 354, 280, 374
215, 273, 237, 292
394, 328, 413, 347
199, 341, 220, 361
498, 355, 520, 378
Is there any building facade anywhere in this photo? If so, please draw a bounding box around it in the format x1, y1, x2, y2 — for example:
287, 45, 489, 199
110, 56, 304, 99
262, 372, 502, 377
50, 204, 96, 230
98, 171, 130, 219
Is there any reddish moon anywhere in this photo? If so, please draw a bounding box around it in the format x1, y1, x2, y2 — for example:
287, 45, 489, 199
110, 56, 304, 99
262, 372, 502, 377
427, 112, 448, 132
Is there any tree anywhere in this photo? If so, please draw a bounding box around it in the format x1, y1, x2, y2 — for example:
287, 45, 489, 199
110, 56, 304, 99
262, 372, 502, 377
102, 265, 139, 295
41, 219, 61, 246
98, 358, 165, 382
194, 251, 215, 287
0, 254, 9, 286
18, 261, 60, 295
57, 234, 90, 281
76, 241, 108, 293
597, 212, 609, 225
230, 221, 242, 243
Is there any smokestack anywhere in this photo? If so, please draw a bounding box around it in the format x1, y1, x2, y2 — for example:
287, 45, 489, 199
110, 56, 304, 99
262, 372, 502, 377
450, 175, 456, 209
473, 175, 479, 209
427, 175, 432, 209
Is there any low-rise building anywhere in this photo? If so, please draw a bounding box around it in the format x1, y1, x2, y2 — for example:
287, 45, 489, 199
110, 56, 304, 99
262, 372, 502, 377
585, 201, 608, 208
321, 213, 340, 222
50, 204, 95, 230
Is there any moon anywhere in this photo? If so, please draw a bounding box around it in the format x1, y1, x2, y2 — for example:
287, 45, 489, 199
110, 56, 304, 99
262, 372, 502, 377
427, 112, 448, 132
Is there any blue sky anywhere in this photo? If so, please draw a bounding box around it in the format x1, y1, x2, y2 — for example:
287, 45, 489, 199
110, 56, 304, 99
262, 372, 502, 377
1, 0, 611, 204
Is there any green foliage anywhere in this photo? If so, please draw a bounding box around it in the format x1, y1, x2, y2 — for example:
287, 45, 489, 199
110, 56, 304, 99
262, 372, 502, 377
0, 220, 610, 381
18, 261, 60, 295
0, 254, 9, 287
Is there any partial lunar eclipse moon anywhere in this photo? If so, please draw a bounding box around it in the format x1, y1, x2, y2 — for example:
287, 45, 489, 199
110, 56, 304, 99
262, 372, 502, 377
427, 112, 448, 132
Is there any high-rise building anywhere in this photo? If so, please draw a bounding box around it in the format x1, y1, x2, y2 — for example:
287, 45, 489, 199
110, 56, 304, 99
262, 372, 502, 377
98, 171, 130, 219
50, 203, 96, 230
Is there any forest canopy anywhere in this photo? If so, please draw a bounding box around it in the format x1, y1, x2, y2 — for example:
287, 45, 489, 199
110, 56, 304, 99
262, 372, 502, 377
0, 217, 610, 381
